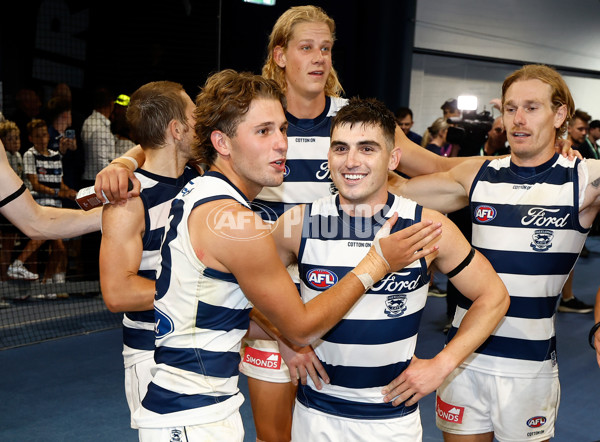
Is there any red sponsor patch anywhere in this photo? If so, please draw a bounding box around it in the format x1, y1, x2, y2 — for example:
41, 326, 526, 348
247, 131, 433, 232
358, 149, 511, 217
243, 346, 281, 370
436, 396, 464, 424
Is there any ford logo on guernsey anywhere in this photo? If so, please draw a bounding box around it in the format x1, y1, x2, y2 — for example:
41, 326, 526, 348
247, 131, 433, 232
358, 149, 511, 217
307, 268, 338, 289
526, 416, 547, 428
155, 306, 175, 339
474, 205, 497, 222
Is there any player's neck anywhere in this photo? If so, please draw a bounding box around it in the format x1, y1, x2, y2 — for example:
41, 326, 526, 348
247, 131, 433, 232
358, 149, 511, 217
142, 146, 188, 178
209, 162, 261, 201
511, 146, 556, 168
338, 190, 389, 218
285, 89, 326, 119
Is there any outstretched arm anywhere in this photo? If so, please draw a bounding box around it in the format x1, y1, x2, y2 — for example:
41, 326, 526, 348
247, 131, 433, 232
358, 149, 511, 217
191, 201, 443, 347
0, 142, 100, 239
382, 209, 509, 406
99, 197, 155, 312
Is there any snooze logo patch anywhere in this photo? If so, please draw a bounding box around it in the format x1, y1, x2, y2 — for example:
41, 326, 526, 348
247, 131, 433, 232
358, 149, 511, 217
243, 346, 281, 370
474, 205, 497, 223
307, 268, 338, 289
436, 396, 464, 424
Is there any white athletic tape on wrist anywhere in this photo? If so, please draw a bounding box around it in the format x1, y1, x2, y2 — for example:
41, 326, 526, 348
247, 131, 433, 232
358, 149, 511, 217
373, 220, 392, 270
117, 156, 139, 170
351, 270, 375, 291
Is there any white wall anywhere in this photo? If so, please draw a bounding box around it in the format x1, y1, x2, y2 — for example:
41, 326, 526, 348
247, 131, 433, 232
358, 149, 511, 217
414, 0, 600, 72
408, 0, 600, 138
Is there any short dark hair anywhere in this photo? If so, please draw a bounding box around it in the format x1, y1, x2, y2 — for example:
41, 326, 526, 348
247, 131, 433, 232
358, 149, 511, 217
589, 120, 600, 130
395, 106, 413, 120
441, 98, 457, 112
572, 109, 591, 124
44, 96, 71, 124
331, 97, 396, 149
127, 81, 188, 149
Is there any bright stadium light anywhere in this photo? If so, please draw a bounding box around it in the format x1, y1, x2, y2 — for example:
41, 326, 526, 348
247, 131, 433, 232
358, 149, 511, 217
457, 95, 478, 111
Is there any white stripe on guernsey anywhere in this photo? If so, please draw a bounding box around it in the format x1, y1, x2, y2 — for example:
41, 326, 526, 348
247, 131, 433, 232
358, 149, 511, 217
285, 140, 331, 160
147, 200, 173, 231
472, 180, 574, 206
305, 377, 387, 404
302, 286, 426, 320
472, 225, 587, 254
136, 174, 159, 189
122, 316, 155, 331
314, 337, 416, 368
453, 306, 555, 341
578, 161, 589, 207
153, 329, 248, 352
498, 273, 566, 299
256, 180, 333, 204
152, 364, 240, 395
302, 240, 423, 269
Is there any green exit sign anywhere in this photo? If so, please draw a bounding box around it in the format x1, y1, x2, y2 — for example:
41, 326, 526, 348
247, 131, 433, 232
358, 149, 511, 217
244, 0, 276, 5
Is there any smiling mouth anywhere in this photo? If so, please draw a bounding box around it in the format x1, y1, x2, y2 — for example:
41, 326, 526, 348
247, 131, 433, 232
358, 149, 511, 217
343, 173, 366, 181
512, 131, 530, 138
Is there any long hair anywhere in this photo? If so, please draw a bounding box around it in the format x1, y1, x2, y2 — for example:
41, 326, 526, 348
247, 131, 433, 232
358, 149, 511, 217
421, 117, 449, 147
262, 5, 343, 98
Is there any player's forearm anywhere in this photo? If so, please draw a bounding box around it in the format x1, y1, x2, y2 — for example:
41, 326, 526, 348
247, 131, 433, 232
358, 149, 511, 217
12, 196, 101, 239
100, 274, 155, 313
278, 272, 369, 347
441, 282, 509, 369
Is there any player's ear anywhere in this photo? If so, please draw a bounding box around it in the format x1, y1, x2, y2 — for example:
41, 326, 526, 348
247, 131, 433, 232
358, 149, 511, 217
169, 119, 183, 141
211, 130, 230, 157
274, 46, 286, 68
388, 147, 401, 170
554, 104, 567, 130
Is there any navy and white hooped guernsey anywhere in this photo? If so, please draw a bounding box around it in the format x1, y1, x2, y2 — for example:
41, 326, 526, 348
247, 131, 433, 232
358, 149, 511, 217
134, 171, 253, 428
297, 192, 430, 420
448, 154, 589, 378
121, 166, 199, 369
253, 96, 347, 220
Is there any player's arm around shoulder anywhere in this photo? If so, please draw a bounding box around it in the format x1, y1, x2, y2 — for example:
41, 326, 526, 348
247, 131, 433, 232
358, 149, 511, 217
390, 158, 481, 214
100, 196, 154, 312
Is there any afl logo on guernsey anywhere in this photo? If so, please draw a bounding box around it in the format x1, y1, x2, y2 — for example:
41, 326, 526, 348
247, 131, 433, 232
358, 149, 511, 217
474, 205, 497, 222
526, 416, 546, 428
284, 164, 290, 177
307, 269, 338, 289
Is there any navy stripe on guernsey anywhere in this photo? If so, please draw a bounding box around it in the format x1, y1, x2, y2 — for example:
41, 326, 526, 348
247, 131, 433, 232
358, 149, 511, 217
450, 154, 589, 377
136, 171, 252, 427
297, 192, 429, 420
297, 384, 417, 419
142, 383, 236, 415
154, 346, 240, 378
122, 166, 198, 359
254, 96, 348, 219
